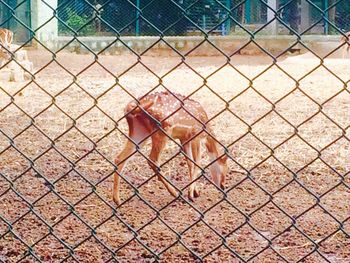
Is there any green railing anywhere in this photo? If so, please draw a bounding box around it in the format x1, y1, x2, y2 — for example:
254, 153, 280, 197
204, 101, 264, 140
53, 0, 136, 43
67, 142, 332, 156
54, 0, 350, 36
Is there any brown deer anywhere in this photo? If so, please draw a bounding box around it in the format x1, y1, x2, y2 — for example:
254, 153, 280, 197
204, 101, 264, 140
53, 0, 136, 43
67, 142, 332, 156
341, 31, 350, 58
113, 91, 228, 205
0, 28, 13, 65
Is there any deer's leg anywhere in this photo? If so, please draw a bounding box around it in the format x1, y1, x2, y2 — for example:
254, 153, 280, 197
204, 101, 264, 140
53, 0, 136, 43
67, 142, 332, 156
184, 138, 202, 201
343, 44, 349, 58
191, 139, 202, 198
149, 133, 178, 197
113, 140, 135, 205
183, 141, 196, 201
113, 116, 150, 205
343, 45, 347, 59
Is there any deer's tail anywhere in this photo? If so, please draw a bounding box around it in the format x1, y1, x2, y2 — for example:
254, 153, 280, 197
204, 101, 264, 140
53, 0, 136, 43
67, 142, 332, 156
124, 98, 155, 115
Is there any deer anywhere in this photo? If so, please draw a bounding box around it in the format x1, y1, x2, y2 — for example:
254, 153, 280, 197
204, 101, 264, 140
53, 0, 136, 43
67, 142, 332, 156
341, 31, 350, 58
0, 28, 13, 66
113, 91, 228, 205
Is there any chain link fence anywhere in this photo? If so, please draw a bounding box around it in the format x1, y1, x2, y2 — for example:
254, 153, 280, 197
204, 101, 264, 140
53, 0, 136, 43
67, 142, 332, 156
54, 0, 350, 36
1, 0, 350, 262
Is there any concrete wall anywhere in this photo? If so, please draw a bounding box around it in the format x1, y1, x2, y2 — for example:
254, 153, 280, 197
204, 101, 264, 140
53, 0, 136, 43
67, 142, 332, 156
31, 0, 58, 46
45, 35, 342, 57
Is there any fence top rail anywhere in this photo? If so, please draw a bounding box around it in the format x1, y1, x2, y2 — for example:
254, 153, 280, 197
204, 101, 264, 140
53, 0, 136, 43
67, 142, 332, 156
56, 35, 343, 42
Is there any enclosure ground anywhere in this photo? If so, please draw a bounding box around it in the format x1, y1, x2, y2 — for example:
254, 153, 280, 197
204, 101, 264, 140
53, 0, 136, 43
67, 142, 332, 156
0, 49, 350, 262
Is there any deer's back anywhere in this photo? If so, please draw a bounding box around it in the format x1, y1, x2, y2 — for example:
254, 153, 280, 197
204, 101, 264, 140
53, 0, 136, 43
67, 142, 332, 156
126, 92, 209, 130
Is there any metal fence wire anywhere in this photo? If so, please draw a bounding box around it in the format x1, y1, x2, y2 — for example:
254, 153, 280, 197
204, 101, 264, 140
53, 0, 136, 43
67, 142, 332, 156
55, 0, 350, 36
1, 0, 350, 262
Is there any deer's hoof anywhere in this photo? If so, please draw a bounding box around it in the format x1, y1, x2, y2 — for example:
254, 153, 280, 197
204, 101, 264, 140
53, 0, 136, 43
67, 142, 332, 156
188, 187, 200, 202
188, 194, 195, 202
113, 196, 121, 206
194, 187, 200, 198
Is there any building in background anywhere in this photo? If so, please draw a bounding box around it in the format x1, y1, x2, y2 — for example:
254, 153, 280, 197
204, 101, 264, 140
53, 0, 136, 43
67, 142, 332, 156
0, 0, 32, 43
0, 0, 349, 45
55, 0, 350, 36
0, 0, 57, 44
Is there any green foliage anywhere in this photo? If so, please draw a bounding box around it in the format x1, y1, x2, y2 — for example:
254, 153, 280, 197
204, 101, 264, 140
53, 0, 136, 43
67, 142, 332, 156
335, 0, 350, 32
59, 8, 95, 36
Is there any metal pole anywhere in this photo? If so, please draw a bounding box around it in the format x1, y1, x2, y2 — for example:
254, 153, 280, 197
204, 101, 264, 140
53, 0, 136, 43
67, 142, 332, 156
245, 0, 251, 24
324, 0, 329, 35
225, 0, 231, 35
300, 0, 310, 32
203, 14, 206, 31
136, 0, 140, 36
267, 0, 278, 35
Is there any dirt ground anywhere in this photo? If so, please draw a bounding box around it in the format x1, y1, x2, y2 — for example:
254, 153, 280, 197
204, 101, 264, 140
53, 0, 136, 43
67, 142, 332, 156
0, 47, 350, 262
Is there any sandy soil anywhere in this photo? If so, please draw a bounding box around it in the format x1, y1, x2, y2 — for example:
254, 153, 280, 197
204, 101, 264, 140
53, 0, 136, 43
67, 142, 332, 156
0, 49, 349, 262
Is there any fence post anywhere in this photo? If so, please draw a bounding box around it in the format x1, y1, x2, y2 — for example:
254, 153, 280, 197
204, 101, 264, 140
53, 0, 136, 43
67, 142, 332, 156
300, 0, 310, 32
135, 0, 140, 36
324, 0, 329, 35
225, 0, 231, 35
267, 0, 278, 35
203, 14, 206, 31
245, 0, 251, 24
32, 0, 57, 43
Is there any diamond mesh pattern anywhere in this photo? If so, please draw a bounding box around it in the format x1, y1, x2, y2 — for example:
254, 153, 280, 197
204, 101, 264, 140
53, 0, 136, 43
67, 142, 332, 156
1, 0, 350, 262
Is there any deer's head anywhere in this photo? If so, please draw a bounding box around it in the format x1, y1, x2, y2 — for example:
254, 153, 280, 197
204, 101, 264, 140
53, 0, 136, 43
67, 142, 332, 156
0, 45, 11, 61
209, 154, 228, 190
